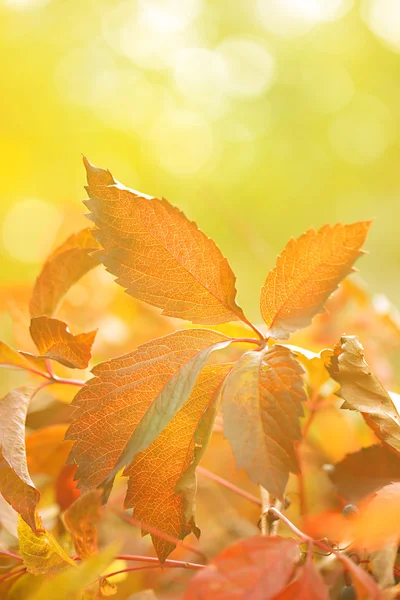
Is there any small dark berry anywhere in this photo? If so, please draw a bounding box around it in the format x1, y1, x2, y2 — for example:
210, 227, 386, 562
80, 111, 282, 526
340, 585, 356, 600
342, 504, 359, 519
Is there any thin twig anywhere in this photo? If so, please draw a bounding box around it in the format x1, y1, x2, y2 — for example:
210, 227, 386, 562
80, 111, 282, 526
259, 487, 271, 535
115, 554, 206, 570
197, 467, 262, 507
0, 550, 23, 562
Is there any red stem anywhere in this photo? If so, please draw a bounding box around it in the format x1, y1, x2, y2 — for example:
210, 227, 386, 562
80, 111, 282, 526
116, 512, 208, 562
197, 466, 262, 507
0, 550, 23, 562
0, 566, 27, 583
115, 554, 205, 570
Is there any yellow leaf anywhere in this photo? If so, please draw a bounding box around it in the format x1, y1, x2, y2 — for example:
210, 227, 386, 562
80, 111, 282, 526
18, 512, 76, 575
64, 489, 102, 558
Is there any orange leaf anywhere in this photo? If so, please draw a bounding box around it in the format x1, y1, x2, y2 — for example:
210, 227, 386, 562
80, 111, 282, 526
83, 158, 250, 327
124, 363, 232, 561
0, 387, 40, 532
66, 329, 230, 559
339, 553, 382, 600
327, 335, 400, 453
273, 555, 329, 599
30, 228, 101, 318
64, 489, 102, 558
29, 316, 96, 369
222, 344, 306, 499
184, 535, 300, 599
26, 425, 74, 479
260, 222, 371, 339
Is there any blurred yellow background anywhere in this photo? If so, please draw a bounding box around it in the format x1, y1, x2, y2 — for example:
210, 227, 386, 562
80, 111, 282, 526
1, 0, 400, 325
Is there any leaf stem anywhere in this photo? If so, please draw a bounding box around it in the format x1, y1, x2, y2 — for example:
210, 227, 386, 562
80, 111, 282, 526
115, 554, 206, 570
0, 550, 23, 562
115, 512, 208, 562
197, 466, 261, 507
240, 318, 265, 340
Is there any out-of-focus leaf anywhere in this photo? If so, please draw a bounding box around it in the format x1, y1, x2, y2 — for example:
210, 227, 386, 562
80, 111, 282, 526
18, 512, 76, 575
184, 535, 300, 599
222, 344, 306, 499
83, 158, 251, 327
64, 489, 102, 558
29, 228, 101, 318
0, 387, 40, 531
327, 335, 400, 453
99, 577, 118, 596
273, 555, 329, 599
329, 445, 400, 501
124, 363, 232, 561
29, 544, 116, 600
0, 493, 18, 537
0, 342, 36, 371
66, 329, 230, 560
129, 592, 159, 600
26, 424, 73, 478
8, 573, 44, 600
260, 222, 371, 339
29, 316, 96, 369
339, 552, 382, 600
370, 540, 397, 589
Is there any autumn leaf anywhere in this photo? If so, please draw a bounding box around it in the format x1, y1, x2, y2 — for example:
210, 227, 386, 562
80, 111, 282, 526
66, 329, 230, 558
83, 158, 252, 328
64, 489, 102, 558
18, 512, 76, 574
327, 335, 400, 453
222, 344, 306, 499
184, 535, 300, 599
28, 544, 117, 600
339, 553, 382, 600
273, 555, 329, 599
29, 228, 101, 318
124, 363, 232, 561
0, 342, 34, 370
26, 425, 74, 479
329, 445, 400, 501
260, 222, 371, 339
0, 387, 40, 532
28, 315, 96, 369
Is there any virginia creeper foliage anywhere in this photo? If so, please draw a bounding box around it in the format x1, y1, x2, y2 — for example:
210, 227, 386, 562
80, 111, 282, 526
2, 158, 400, 599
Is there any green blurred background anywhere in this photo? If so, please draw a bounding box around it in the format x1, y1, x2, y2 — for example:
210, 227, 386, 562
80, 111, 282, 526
1, 0, 400, 324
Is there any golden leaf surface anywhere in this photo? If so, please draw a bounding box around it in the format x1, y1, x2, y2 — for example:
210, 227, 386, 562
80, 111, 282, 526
26, 424, 73, 478
328, 335, 400, 453
29, 315, 96, 369
124, 363, 231, 561
18, 512, 76, 575
64, 489, 102, 558
66, 329, 230, 559
83, 158, 250, 327
30, 228, 101, 318
222, 344, 306, 499
0, 387, 40, 531
260, 222, 371, 339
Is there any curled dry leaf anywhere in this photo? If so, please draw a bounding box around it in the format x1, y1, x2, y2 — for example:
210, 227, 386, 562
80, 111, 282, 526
66, 329, 231, 561
260, 222, 371, 339
184, 535, 300, 600
18, 512, 76, 575
28, 315, 96, 369
83, 157, 251, 328
222, 344, 306, 499
29, 227, 101, 318
64, 489, 102, 558
0, 387, 40, 531
327, 335, 400, 453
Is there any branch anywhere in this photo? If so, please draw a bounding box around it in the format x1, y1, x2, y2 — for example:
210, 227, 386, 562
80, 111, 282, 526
197, 467, 261, 507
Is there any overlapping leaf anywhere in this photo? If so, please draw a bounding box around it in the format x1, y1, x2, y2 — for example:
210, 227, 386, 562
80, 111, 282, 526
260, 222, 371, 339
26, 425, 74, 479
124, 363, 231, 561
329, 445, 400, 501
66, 329, 230, 558
30, 228, 101, 318
0, 387, 40, 531
83, 158, 250, 327
327, 335, 400, 453
222, 344, 306, 499
28, 316, 96, 369
184, 535, 300, 599
18, 512, 76, 575
64, 489, 102, 558
273, 555, 329, 600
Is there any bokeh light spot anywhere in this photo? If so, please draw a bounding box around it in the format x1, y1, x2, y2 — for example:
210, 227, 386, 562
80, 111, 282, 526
217, 37, 276, 98
328, 94, 393, 164
362, 0, 400, 52
2, 199, 62, 264
146, 110, 215, 176
137, 0, 202, 33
